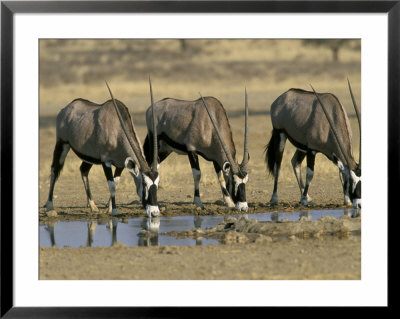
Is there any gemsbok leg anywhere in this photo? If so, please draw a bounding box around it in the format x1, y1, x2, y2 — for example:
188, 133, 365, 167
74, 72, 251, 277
291, 149, 312, 203
45, 140, 70, 211
300, 151, 316, 205
107, 167, 123, 214
339, 171, 352, 205
269, 130, 287, 205
102, 162, 118, 216
79, 162, 99, 213
188, 151, 204, 209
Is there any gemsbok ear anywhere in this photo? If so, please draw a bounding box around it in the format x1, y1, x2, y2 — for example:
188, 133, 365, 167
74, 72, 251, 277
222, 162, 231, 175
125, 157, 140, 177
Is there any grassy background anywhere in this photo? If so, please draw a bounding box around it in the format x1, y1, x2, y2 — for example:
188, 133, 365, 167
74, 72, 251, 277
39, 39, 360, 209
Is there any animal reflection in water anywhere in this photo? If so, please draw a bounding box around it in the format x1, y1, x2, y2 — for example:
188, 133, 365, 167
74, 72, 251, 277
41, 210, 358, 248
42, 215, 208, 247
43, 218, 161, 247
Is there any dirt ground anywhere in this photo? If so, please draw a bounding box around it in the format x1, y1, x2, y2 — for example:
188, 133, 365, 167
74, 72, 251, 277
40, 236, 360, 280
39, 39, 361, 280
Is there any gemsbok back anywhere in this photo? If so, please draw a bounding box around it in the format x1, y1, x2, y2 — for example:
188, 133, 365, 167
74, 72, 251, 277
142, 89, 250, 211
265, 80, 361, 208
44, 79, 160, 217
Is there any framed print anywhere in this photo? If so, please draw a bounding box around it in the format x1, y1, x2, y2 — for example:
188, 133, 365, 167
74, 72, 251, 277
1, 0, 395, 316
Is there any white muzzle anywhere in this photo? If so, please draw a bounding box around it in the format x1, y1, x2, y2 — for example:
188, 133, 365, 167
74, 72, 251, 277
146, 205, 160, 217
236, 201, 248, 212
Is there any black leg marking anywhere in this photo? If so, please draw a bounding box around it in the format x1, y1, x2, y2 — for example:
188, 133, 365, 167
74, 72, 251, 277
339, 171, 351, 205
80, 162, 94, 202
302, 151, 316, 204
102, 163, 117, 211
291, 150, 307, 196
114, 167, 123, 179
188, 151, 202, 207
188, 151, 200, 170
107, 167, 124, 212
270, 131, 286, 204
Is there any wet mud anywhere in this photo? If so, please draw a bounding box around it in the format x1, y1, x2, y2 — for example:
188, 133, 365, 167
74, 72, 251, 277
164, 213, 361, 244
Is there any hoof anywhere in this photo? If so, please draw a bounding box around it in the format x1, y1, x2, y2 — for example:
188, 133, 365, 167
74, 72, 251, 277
111, 208, 119, 216
300, 199, 308, 206
88, 200, 99, 213
44, 201, 54, 212
270, 194, 278, 206
300, 199, 315, 207
193, 196, 204, 209
269, 200, 278, 207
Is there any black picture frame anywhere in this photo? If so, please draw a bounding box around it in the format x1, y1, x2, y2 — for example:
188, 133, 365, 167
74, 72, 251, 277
1, 0, 395, 317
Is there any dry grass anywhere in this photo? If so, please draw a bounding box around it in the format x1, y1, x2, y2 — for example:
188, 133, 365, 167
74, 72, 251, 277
40, 39, 360, 114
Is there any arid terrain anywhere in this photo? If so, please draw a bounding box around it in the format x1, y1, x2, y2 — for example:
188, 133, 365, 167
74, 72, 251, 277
39, 39, 361, 280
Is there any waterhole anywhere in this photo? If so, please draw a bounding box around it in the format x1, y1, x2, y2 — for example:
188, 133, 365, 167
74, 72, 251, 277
40, 208, 359, 248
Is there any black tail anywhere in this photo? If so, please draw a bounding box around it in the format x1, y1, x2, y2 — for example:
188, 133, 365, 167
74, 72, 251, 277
51, 140, 67, 182
265, 129, 279, 174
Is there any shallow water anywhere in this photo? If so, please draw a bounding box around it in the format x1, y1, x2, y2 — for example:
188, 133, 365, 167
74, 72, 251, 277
39, 208, 359, 248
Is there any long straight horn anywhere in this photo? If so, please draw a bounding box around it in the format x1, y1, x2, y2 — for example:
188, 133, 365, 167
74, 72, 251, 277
347, 78, 361, 166
241, 87, 249, 171
105, 81, 150, 172
310, 85, 353, 169
199, 93, 239, 174
149, 76, 158, 172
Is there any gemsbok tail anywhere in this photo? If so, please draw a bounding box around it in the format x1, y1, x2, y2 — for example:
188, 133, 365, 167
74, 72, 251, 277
265, 129, 279, 175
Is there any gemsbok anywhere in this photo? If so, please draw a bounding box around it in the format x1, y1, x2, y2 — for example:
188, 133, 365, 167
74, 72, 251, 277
142, 89, 250, 211
265, 80, 361, 208
44, 79, 160, 217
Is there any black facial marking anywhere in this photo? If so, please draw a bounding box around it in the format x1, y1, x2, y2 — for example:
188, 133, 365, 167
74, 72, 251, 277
147, 184, 158, 206
226, 174, 247, 204
353, 180, 361, 199
235, 183, 246, 202
237, 170, 247, 179
141, 171, 159, 208
143, 171, 159, 182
